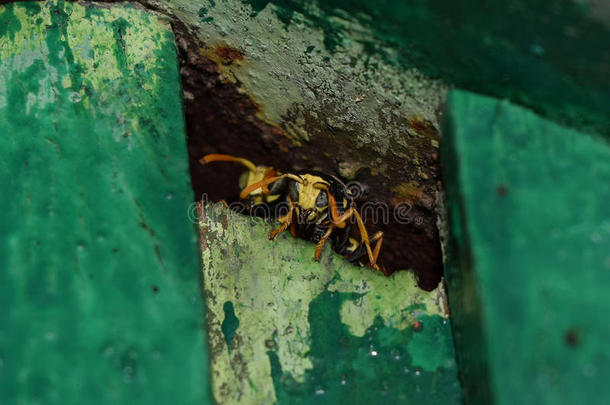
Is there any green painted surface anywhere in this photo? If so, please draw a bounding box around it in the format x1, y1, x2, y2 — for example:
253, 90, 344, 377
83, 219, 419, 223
0, 1, 211, 404
199, 203, 460, 404
441, 90, 610, 405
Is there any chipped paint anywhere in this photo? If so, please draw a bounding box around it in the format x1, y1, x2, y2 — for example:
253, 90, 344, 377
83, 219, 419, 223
0, 0, 173, 137
199, 203, 455, 404
328, 268, 447, 337
200, 204, 334, 403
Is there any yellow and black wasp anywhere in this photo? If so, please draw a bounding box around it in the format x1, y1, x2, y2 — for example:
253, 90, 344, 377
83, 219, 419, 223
200, 154, 384, 272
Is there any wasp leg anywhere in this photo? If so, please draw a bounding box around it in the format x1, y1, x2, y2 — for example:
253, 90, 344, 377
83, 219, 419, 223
261, 168, 278, 194
290, 220, 297, 237
269, 217, 291, 240
324, 189, 356, 228
269, 198, 294, 240
327, 193, 383, 272
314, 226, 334, 261
369, 230, 384, 264
200, 154, 257, 172
352, 210, 383, 272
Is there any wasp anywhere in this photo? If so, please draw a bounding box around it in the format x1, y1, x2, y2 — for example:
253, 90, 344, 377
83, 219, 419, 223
200, 154, 384, 272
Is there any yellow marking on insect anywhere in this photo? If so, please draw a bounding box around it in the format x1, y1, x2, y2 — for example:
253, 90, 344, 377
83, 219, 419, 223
239, 167, 269, 194
296, 174, 327, 210
346, 237, 359, 254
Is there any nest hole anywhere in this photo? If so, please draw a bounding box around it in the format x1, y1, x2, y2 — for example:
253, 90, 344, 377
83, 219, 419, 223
174, 27, 444, 291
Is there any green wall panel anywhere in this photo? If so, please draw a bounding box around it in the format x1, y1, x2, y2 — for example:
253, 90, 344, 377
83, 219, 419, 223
0, 1, 211, 404
442, 90, 610, 405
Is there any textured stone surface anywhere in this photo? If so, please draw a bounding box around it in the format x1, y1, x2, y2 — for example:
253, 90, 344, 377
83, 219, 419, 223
148, 0, 609, 286
0, 2, 211, 403
163, 0, 448, 286
198, 202, 460, 405
442, 90, 610, 405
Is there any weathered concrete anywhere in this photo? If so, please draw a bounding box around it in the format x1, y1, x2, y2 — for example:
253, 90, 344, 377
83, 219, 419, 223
199, 202, 459, 405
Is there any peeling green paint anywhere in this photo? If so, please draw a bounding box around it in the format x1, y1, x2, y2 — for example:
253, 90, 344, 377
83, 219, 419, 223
328, 262, 448, 337
199, 203, 459, 404
222, 301, 240, 352
0, 0, 173, 137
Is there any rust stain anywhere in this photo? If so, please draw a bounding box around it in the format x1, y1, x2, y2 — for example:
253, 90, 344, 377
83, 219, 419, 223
198, 45, 245, 85
409, 116, 437, 138
214, 45, 244, 64
391, 182, 425, 205
196, 45, 295, 144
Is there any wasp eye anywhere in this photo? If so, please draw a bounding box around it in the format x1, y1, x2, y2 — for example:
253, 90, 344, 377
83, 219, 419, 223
268, 177, 286, 195
315, 190, 328, 208
289, 181, 299, 201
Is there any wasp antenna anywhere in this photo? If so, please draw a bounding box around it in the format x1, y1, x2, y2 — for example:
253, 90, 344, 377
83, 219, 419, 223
239, 174, 287, 199
200, 154, 257, 172
284, 173, 304, 183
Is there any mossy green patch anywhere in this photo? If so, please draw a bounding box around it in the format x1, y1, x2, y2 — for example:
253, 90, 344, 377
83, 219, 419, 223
0, 4, 22, 40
